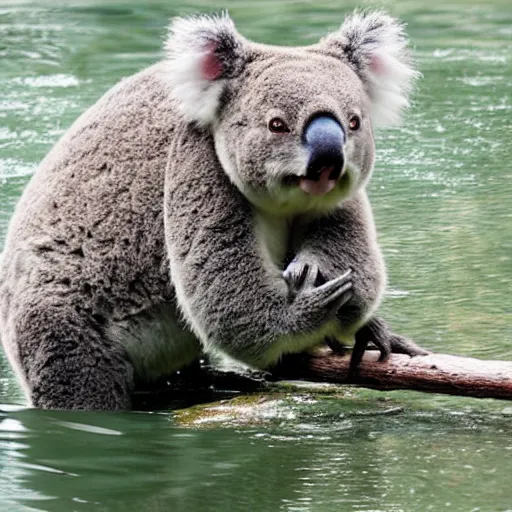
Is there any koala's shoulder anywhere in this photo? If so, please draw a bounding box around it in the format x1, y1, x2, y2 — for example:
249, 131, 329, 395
60, 63, 177, 158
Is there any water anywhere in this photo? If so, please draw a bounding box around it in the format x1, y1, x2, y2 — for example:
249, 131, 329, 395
2, 400, 512, 512
1, 0, 511, 510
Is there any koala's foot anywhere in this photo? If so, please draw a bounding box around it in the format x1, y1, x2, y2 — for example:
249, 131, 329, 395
349, 317, 429, 377
283, 261, 353, 325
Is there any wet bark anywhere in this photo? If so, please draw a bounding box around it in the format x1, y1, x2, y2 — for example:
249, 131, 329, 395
272, 348, 512, 400
133, 349, 512, 409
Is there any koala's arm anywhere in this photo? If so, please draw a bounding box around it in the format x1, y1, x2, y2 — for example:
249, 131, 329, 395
164, 125, 352, 369
290, 192, 385, 328
289, 195, 428, 366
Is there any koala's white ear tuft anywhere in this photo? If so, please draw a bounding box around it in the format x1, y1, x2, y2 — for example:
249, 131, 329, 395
165, 13, 246, 126
322, 10, 420, 127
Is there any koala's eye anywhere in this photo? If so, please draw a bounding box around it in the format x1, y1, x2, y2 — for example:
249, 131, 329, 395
268, 117, 290, 134
348, 115, 361, 131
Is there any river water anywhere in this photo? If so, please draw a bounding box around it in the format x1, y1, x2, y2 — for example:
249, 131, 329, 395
1, 1, 511, 511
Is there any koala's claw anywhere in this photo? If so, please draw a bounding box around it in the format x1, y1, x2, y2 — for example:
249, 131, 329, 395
283, 258, 353, 328
283, 261, 353, 326
313, 270, 352, 307
294, 268, 352, 312
349, 317, 430, 378
283, 262, 318, 292
283, 260, 324, 295
386, 335, 429, 358
325, 337, 349, 356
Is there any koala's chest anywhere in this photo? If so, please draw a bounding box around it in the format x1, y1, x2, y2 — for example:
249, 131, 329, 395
254, 212, 292, 269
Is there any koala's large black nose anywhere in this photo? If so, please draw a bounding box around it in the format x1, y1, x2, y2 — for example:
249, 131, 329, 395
303, 116, 345, 181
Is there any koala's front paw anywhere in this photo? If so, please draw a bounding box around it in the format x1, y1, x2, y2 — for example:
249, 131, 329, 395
283, 261, 353, 328
283, 258, 326, 300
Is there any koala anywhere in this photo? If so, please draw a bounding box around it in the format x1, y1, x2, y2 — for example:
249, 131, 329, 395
0, 10, 427, 410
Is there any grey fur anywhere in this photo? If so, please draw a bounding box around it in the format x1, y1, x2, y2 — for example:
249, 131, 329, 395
0, 10, 422, 410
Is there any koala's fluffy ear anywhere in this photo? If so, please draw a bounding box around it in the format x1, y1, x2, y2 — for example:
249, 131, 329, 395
165, 13, 246, 126
321, 10, 419, 127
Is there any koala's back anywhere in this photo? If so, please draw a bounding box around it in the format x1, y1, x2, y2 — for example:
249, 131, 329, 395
2, 63, 176, 313
0, 63, 198, 398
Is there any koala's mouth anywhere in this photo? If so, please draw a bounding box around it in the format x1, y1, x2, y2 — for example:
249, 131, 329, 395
283, 165, 342, 197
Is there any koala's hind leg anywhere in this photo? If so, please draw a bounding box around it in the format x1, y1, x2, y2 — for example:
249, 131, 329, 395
13, 299, 133, 410
349, 317, 429, 376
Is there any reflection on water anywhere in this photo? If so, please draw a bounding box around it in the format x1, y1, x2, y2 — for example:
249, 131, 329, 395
2, 399, 512, 512
1, 0, 511, 510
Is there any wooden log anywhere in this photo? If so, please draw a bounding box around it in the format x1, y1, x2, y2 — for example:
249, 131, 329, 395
132, 349, 512, 409
272, 348, 512, 400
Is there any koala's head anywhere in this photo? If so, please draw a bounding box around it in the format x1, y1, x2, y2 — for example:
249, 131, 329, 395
165, 10, 418, 215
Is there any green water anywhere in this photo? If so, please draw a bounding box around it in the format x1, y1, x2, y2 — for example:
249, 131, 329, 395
1, 0, 511, 510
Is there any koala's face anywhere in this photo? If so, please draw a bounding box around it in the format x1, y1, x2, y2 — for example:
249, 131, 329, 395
166, 11, 417, 215
213, 54, 375, 214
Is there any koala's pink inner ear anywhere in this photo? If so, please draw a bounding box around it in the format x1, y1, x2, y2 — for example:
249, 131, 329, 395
369, 55, 385, 75
201, 42, 223, 81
